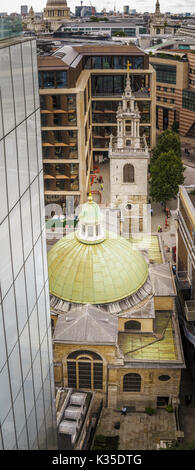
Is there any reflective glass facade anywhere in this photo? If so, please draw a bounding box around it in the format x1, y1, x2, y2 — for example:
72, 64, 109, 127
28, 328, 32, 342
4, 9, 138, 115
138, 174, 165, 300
182, 89, 195, 111
152, 64, 176, 84
0, 16, 23, 40
84, 55, 144, 70
0, 38, 57, 450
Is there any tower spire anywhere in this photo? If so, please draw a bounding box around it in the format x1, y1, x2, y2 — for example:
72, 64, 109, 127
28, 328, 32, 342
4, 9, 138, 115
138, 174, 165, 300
155, 0, 160, 14
125, 60, 132, 96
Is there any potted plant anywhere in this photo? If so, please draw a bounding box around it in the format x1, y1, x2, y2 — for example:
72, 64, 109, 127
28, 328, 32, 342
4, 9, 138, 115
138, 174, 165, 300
145, 407, 156, 415
166, 404, 173, 413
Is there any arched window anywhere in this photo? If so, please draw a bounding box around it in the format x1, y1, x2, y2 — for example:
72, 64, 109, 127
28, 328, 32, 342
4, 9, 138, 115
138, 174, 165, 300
124, 320, 141, 331
123, 164, 134, 183
123, 373, 141, 392
67, 350, 103, 390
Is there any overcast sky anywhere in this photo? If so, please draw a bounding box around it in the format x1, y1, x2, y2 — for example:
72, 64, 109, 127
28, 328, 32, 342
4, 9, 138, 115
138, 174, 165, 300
1, 0, 195, 15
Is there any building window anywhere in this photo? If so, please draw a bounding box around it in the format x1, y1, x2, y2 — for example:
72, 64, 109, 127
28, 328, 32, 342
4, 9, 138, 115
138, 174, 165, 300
113, 56, 123, 69
123, 164, 134, 183
182, 89, 195, 111
157, 396, 169, 407
124, 320, 141, 331
102, 56, 112, 69
158, 375, 171, 381
67, 350, 103, 390
43, 71, 55, 88
56, 71, 67, 88
123, 28, 136, 37
39, 71, 67, 89
152, 64, 176, 84
123, 373, 141, 392
92, 56, 102, 69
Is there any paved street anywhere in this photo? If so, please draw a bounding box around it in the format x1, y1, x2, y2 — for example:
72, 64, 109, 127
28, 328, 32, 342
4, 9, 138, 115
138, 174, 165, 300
95, 408, 178, 450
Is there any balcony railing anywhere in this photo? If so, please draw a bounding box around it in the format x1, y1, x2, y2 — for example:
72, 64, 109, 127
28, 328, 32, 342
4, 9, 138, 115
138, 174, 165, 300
184, 300, 195, 321
109, 136, 148, 154
176, 271, 191, 290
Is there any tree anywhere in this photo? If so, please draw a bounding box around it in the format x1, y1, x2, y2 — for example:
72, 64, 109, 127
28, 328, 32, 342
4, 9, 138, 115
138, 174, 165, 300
150, 150, 185, 208
171, 120, 179, 133
151, 129, 181, 164
113, 31, 126, 37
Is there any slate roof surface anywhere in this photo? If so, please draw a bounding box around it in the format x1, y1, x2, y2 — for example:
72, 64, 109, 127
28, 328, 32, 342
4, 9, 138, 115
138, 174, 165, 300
54, 304, 118, 344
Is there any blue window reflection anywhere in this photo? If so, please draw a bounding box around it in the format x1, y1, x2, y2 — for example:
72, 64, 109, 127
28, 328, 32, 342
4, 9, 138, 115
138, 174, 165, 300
56, 71, 67, 88
43, 72, 55, 88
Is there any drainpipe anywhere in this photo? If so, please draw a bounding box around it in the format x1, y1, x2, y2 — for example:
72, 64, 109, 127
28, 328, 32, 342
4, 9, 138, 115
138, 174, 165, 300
106, 364, 109, 408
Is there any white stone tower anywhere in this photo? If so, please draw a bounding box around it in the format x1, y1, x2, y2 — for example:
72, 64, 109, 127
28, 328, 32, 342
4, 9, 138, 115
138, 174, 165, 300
150, 0, 165, 35
109, 72, 149, 232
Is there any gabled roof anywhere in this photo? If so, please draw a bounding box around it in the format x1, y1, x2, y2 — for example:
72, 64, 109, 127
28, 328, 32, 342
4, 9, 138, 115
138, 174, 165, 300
53, 304, 118, 345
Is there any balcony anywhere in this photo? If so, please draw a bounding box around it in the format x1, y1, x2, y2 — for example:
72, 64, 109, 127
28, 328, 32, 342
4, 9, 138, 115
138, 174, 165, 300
176, 271, 191, 290
184, 300, 195, 321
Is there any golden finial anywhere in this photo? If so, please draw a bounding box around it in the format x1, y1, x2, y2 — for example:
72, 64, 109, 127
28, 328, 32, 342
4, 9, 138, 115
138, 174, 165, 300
126, 60, 132, 71
88, 176, 93, 203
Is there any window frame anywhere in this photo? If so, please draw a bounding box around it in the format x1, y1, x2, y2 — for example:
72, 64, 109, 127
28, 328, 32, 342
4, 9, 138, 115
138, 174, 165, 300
123, 373, 141, 392
123, 163, 135, 183
67, 351, 103, 390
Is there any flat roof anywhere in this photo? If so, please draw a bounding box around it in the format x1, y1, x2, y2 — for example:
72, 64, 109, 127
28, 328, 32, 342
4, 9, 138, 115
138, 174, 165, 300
38, 55, 69, 69
0, 35, 34, 49
62, 21, 146, 28
73, 44, 145, 55
129, 234, 163, 265
118, 311, 179, 362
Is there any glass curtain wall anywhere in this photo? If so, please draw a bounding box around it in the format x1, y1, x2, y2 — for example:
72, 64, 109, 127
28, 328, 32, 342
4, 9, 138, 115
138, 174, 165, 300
0, 38, 57, 450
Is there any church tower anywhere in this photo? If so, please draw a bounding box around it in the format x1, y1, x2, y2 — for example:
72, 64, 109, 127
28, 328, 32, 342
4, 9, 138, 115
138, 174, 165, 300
109, 72, 149, 232
155, 0, 160, 15
150, 0, 165, 35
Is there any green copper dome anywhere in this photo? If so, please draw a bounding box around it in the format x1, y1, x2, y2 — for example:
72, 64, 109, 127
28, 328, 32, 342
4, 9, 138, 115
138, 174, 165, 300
48, 231, 148, 305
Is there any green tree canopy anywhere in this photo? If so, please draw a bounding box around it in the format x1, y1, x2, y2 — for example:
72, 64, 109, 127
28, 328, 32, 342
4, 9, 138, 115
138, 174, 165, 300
151, 129, 181, 163
150, 150, 185, 207
113, 31, 126, 37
